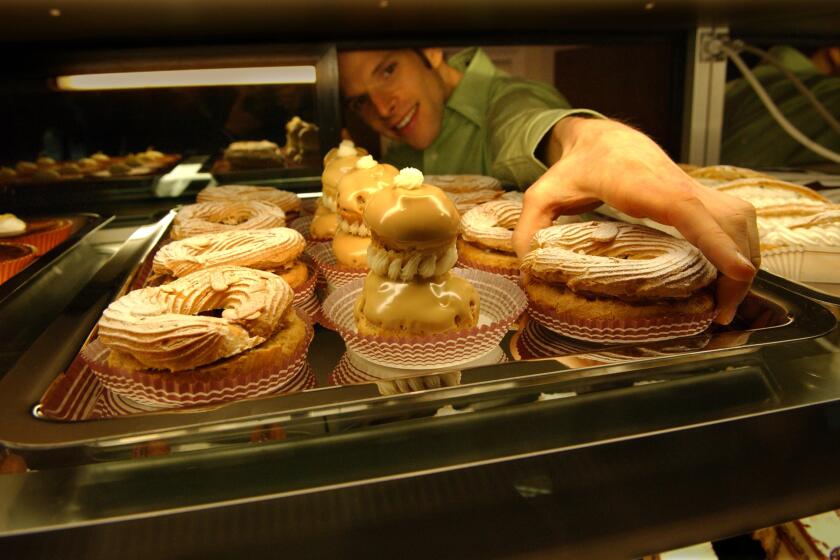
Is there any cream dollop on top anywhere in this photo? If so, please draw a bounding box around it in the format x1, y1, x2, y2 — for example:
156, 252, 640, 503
98, 266, 292, 371
355, 155, 377, 170
0, 213, 26, 237
364, 181, 460, 251
393, 167, 424, 189
336, 140, 357, 158
522, 221, 716, 300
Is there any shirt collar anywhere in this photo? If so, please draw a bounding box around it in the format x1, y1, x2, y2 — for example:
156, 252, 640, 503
445, 47, 496, 127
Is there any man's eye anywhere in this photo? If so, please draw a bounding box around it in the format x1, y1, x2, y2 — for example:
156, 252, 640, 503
348, 95, 369, 112
382, 62, 397, 78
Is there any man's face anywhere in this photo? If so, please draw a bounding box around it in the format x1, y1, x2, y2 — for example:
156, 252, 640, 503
338, 49, 448, 150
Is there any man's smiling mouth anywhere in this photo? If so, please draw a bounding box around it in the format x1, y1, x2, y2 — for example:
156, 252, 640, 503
393, 104, 418, 133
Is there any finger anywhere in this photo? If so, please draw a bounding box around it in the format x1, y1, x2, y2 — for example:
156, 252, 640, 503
513, 187, 557, 259
666, 196, 756, 283
715, 274, 752, 325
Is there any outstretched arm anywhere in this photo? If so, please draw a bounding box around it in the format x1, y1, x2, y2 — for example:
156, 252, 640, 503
512, 117, 759, 325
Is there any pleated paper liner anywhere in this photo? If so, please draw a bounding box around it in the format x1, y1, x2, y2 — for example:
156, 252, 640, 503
0, 242, 37, 284
761, 246, 840, 284
289, 215, 314, 242
456, 252, 520, 282
94, 365, 316, 418
305, 241, 367, 291
511, 313, 713, 363
80, 309, 314, 407
329, 354, 464, 396
17, 218, 74, 254
527, 299, 716, 344
321, 268, 527, 369
291, 257, 320, 321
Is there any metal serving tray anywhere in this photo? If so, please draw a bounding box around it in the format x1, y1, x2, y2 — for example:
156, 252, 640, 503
0, 211, 835, 455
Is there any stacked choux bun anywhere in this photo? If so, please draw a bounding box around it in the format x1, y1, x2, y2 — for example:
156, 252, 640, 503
354, 168, 480, 338
331, 155, 398, 269
311, 140, 369, 241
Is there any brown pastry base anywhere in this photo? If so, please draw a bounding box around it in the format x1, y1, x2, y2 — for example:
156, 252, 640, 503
524, 278, 714, 321
457, 238, 518, 271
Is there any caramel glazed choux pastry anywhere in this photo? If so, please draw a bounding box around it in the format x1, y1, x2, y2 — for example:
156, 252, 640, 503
355, 168, 480, 338
150, 227, 309, 290
310, 140, 369, 241
332, 155, 398, 270
521, 221, 717, 340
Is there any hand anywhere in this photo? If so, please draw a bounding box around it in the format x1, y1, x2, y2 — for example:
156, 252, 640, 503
512, 118, 759, 325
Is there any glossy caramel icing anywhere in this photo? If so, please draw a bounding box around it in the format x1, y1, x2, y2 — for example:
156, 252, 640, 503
336, 156, 398, 224
332, 230, 371, 269
357, 272, 479, 335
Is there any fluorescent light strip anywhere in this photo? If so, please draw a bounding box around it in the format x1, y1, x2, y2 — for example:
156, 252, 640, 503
56, 66, 317, 91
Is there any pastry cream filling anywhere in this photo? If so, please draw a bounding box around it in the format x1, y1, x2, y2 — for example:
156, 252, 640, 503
337, 217, 370, 236
763, 209, 840, 247
359, 272, 478, 333
367, 241, 458, 282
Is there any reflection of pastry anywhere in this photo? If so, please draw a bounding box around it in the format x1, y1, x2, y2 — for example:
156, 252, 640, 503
197, 185, 301, 220
332, 155, 398, 269
355, 168, 479, 337
0, 167, 18, 180
458, 199, 522, 275
312, 140, 367, 241
171, 201, 286, 240
95, 266, 308, 384
284, 116, 320, 166
36, 156, 57, 169
521, 221, 716, 342
15, 161, 37, 175
153, 228, 308, 289
223, 140, 285, 169
425, 174, 503, 213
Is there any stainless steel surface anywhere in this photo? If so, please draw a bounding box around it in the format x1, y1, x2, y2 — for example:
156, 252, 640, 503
0, 210, 835, 461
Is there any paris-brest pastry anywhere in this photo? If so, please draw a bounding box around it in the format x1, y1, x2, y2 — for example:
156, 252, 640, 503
355, 168, 480, 337
331, 155, 398, 269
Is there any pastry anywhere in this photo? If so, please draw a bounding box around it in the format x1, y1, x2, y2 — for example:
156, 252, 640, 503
332, 155, 398, 269
152, 228, 309, 289
91, 266, 310, 401
521, 221, 717, 342
762, 208, 840, 249
14, 217, 74, 254
171, 201, 286, 240
688, 164, 773, 185
424, 174, 503, 213
355, 167, 479, 337
284, 116, 320, 166
0, 214, 26, 238
197, 185, 301, 220
0, 241, 37, 284
458, 199, 522, 276
223, 140, 285, 169
311, 140, 368, 241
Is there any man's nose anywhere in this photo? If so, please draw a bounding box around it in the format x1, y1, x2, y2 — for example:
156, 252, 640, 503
369, 89, 396, 119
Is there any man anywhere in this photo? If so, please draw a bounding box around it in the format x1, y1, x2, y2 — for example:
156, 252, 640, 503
338, 47, 758, 325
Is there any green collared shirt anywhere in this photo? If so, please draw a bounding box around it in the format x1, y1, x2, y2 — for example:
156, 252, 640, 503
383, 47, 601, 187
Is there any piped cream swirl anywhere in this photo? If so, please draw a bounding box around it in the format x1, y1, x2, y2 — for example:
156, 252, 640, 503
197, 185, 301, 214
461, 199, 522, 253
368, 241, 458, 281
171, 201, 286, 240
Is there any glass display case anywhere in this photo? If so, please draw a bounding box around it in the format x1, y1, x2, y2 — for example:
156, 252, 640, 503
1, 1, 839, 558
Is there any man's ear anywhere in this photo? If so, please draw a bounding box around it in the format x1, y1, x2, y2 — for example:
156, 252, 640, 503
420, 48, 445, 69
